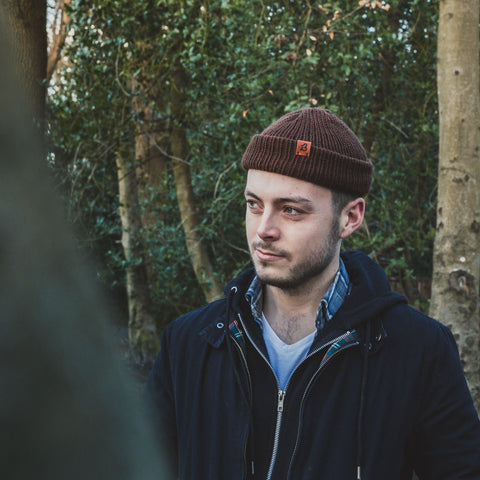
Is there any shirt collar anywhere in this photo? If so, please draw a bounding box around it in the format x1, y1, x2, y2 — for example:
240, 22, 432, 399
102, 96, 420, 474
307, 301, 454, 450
245, 275, 263, 325
245, 257, 350, 331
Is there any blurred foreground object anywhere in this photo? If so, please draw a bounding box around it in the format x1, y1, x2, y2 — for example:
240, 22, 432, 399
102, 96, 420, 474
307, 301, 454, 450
0, 13, 167, 480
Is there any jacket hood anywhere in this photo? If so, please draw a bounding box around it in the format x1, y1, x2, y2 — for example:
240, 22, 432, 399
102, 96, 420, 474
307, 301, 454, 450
225, 250, 407, 332
336, 251, 407, 330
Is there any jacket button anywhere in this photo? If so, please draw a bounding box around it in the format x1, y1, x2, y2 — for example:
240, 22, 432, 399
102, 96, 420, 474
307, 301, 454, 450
216, 322, 224, 329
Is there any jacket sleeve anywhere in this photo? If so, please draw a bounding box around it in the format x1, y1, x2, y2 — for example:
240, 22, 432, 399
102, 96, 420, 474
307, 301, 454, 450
143, 325, 178, 480
413, 323, 480, 479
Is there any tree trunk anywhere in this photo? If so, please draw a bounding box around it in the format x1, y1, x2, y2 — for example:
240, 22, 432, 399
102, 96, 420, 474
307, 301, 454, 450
170, 57, 223, 303
116, 150, 160, 368
132, 76, 168, 232
2, 0, 47, 132
132, 89, 166, 298
430, 0, 480, 410
46, 0, 70, 85
134, 128, 167, 227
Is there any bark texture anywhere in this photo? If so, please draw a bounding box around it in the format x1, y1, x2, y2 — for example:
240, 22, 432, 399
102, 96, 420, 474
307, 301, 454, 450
47, 0, 70, 84
116, 151, 160, 367
170, 57, 223, 302
430, 0, 480, 410
2, 0, 47, 131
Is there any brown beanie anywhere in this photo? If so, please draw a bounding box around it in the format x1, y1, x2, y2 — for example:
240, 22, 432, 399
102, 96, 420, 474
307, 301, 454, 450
241, 108, 373, 195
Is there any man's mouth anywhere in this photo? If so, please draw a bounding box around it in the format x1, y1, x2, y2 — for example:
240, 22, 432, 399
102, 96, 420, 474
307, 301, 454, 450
254, 247, 285, 261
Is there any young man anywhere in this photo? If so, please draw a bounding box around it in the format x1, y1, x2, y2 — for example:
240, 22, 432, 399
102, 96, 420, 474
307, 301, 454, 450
145, 108, 480, 479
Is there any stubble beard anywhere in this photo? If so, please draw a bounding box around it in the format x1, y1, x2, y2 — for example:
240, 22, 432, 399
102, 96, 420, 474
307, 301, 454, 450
251, 216, 341, 294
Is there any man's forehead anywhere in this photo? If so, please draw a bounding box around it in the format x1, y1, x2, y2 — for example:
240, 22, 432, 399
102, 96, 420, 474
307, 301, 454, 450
245, 169, 332, 201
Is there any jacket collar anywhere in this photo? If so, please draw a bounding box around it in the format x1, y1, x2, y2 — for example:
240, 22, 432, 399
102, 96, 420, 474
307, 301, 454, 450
198, 319, 227, 348
198, 273, 254, 348
199, 251, 407, 350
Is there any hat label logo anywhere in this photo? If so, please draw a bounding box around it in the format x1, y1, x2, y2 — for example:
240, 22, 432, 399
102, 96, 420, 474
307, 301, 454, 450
296, 140, 311, 156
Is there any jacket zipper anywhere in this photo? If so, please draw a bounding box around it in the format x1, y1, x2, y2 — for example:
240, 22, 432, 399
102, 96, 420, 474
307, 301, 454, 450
286, 336, 360, 479
265, 390, 285, 480
237, 313, 283, 480
237, 313, 358, 480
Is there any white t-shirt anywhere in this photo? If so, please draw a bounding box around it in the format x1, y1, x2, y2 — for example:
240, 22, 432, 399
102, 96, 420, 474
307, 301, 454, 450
261, 313, 316, 390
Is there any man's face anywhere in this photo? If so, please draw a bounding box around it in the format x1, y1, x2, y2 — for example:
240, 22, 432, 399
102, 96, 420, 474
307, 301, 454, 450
245, 169, 341, 292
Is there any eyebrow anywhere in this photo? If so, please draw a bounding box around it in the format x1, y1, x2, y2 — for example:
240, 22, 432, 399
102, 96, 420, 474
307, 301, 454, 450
244, 190, 315, 207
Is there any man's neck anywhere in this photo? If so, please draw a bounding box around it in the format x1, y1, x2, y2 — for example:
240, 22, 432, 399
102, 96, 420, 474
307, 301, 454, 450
262, 261, 339, 345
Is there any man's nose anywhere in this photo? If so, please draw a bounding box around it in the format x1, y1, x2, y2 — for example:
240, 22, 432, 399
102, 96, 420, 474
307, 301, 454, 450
257, 210, 280, 241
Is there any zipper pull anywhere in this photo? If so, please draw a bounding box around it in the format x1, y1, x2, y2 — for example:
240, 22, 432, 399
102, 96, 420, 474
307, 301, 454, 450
277, 390, 285, 412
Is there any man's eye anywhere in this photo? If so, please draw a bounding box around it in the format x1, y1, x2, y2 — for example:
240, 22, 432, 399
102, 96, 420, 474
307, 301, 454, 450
284, 206, 301, 215
246, 200, 258, 209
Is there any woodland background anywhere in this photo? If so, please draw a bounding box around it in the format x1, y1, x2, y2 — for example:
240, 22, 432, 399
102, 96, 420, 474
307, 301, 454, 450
3, 0, 480, 409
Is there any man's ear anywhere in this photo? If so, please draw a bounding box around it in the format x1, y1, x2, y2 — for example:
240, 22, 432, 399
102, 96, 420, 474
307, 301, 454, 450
339, 198, 365, 239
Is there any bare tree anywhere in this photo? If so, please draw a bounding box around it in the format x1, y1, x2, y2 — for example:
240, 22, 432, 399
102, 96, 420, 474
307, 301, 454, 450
116, 146, 160, 368
170, 55, 223, 302
430, 0, 480, 410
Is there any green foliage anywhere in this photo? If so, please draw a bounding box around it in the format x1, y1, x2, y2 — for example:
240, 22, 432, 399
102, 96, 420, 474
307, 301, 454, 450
48, 0, 439, 332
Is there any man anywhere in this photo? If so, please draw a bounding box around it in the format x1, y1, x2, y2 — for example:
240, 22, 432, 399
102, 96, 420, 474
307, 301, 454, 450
145, 108, 480, 479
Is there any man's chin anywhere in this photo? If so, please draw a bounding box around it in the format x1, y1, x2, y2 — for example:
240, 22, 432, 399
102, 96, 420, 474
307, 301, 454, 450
254, 265, 278, 283
252, 259, 301, 290
255, 267, 294, 290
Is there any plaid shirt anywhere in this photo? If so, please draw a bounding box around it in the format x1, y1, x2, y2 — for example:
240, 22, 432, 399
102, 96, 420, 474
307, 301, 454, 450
245, 257, 350, 332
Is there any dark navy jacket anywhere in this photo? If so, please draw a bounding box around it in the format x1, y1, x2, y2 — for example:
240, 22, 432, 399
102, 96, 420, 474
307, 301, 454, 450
145, 251, 480, 479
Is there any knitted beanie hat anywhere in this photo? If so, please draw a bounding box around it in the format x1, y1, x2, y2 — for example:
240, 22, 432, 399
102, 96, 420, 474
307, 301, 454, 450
241, 108, 373, 195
